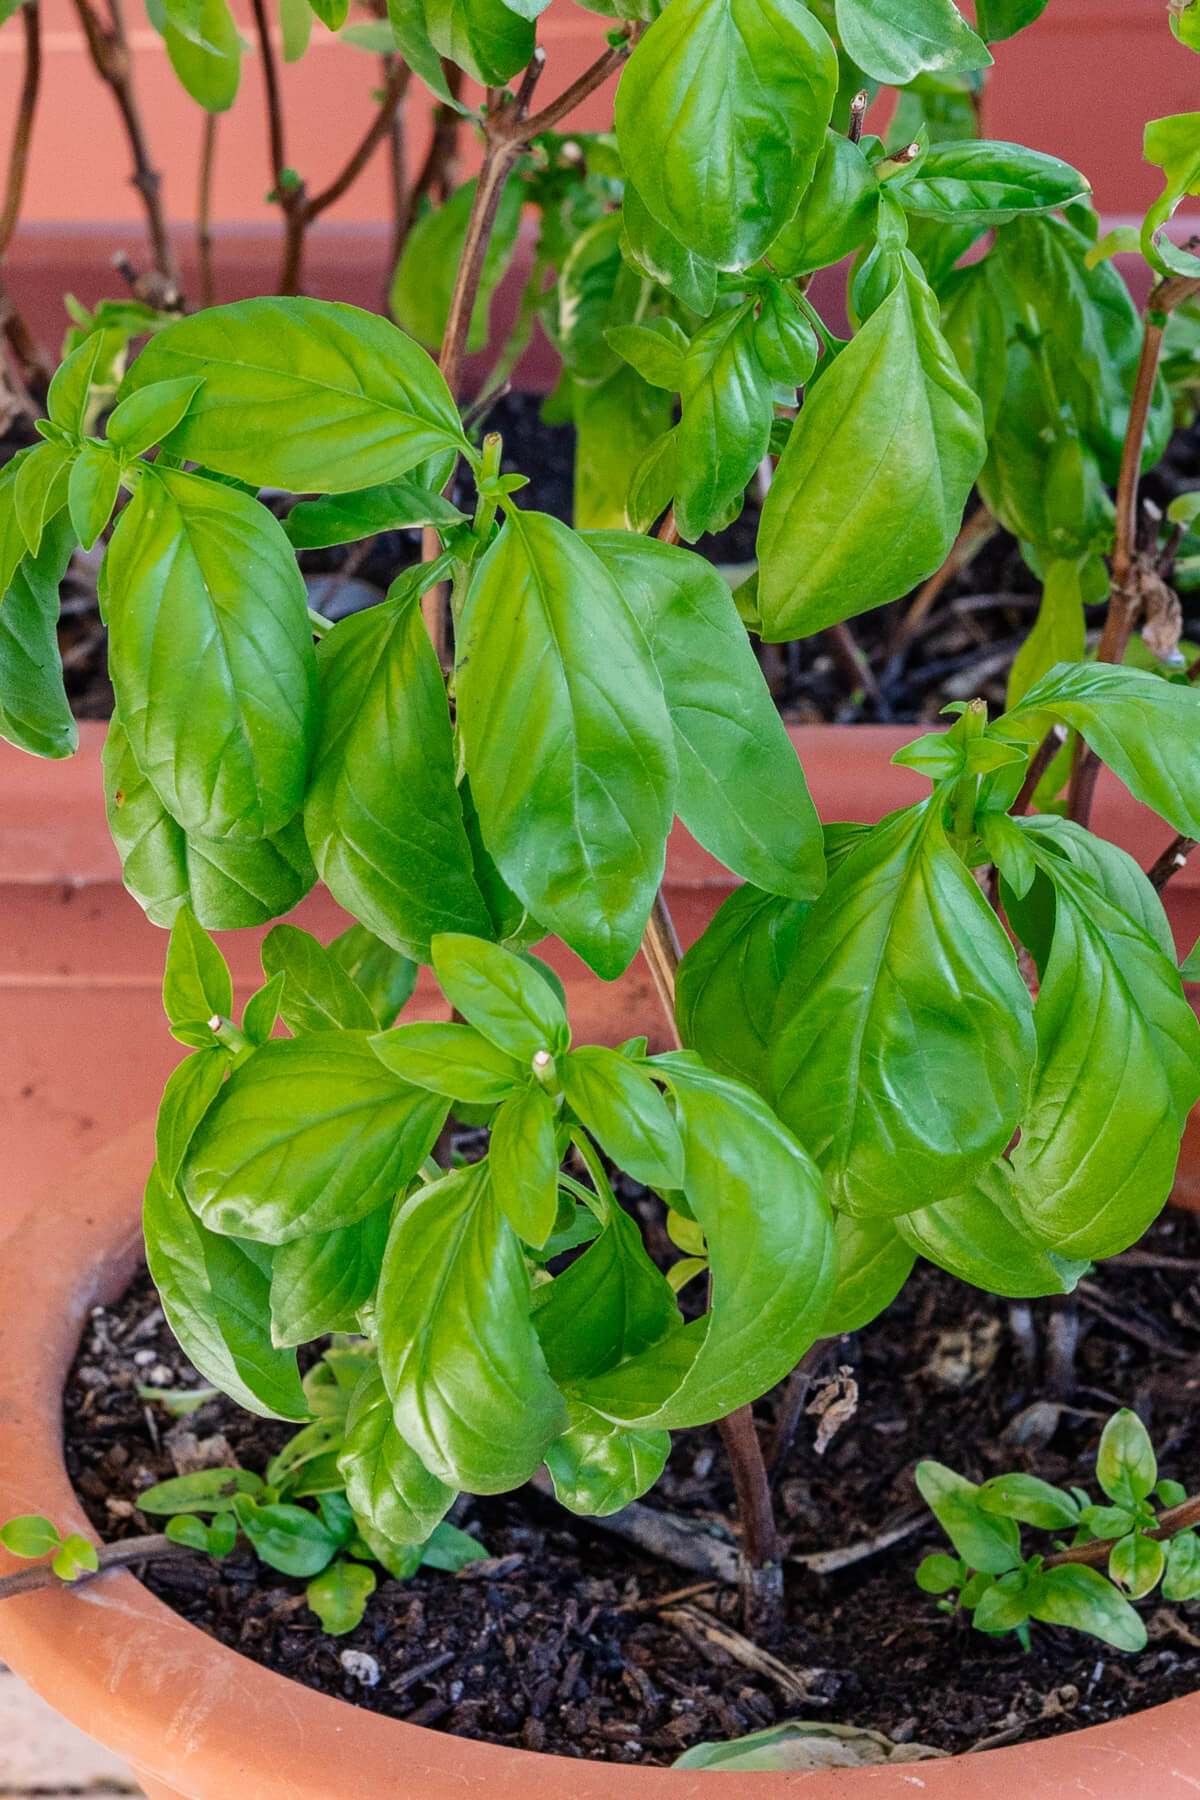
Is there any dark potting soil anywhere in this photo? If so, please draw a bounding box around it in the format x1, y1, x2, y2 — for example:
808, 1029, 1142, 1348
63, 1201, 1200, 1767
37, 390, 1200, 730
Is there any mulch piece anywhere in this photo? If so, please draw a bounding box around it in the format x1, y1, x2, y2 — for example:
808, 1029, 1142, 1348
63, 1202, 1200, 1766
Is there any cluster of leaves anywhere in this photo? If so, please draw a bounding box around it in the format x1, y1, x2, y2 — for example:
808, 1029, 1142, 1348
916, 1411, 1200, 1652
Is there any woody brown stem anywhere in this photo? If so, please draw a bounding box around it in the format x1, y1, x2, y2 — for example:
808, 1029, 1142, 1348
0, 1, 51, 392
716, 1406, 783, 1640
197, 111, 217, 309
1146, 833, 1198, 893
1045, 1492, 1200, 1571
0, 1534, 188, 1603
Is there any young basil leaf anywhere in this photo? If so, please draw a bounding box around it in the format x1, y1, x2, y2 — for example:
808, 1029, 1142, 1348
895, 1166, 1088, 1299
376, 1162, 568, 1491
283, 479, 464, 550
899, 141, 1089, 225
261, 924, 378, 1035
575, 1058, 835, 1430
163, 904, 233, 1030
369, 1020, 525, 1106
156, 1048, 229, 1188
672, 304, 774, 541
0, 504, 77, 761
972, 1572, 1034, 1635
47, 329, 124, 435
456, 513, 676, 980
770, 804, 1035, 1217
390, 177, 522, 354
915, 1462, 1023, 1573
583, 533, 825, 903
264, 1418, 346, 1495
976, 1474, 1081, 1531
181, 1033, 448, 1242
232, 1496, 340, 1577
268, 1205, 391, 1346
619, 180, 718, 316
915, 1552, 962, 1594
105, 374, 206, 456
14, 439, 73, 557
1097, 1410, 1158, 1511
66, 443, 120, 551
422, 0, 535, 85
304, 590, 493, 960
306, 1558, 376, 1635
834, 0, 991, 86
765, 130, 880, 276
51, 1535, 99, 1582
615, 0, 837, 271
162, 1513, 212, 1552
103, 714, 317, 929
105, 467, 317, 841
1163, 1530, 1200, 1602
754, 287, 819, 386
338, 1364, 456, 1549
430, 934, 569, 1062
118, 297, 468, 492
562, 1047, 684, 1191
544, 1400, 671, 1516
757, 262, 985, 639
143, 1165, 307, 1420
676, 885, 812, 1094
1142, 114, 1200, 281
1108, 1530, 1165, 1599
0, 1515, 62, 1557
1030, 1564, 1147, 1652
148, 0, 242, 111
327, 924, 416, 1028
138, 1467, 266, 1515
625, 427, 680, 534
820, 1213, 915, 1336
532, 1197, 681, 1385
489, 1085, 561, 1247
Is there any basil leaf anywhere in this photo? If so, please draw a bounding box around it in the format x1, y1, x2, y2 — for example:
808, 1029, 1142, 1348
1030, 1564, 1146, 1652
144, 1165, 307, 1419
899, 141, 1089, 225
489, 1085, 561, 1246
620, 180, 718, 315
261, 923, 378, 1035
119, 297, 468, 492
1007, 558, 1087, 708
584, 532, 825, 901
423, 0, 535, 84
390, 176, 522, 353
105, 467, 317, 841
975, 0, 1049, 39
430, 933, 569, 1061
615, 0, 837, 270
895, 1165, 1088, 1298
915, 1461, 1022, 1573
820, 1213, 915, 1336
765, 130, 880, 277
573, 365, 673, 532
1017, 815, 1176, 964
155, 1048, 229, 1187
371, 1019, 526, 1103
605, 319, 689, 391
676, 885, 812, 1094
305, 592, 493, 960
0, 505, 77, 760
977, 1473, 1079, 1530
103, 714, 317, 928
268, 1205, 391, 1345
338, 1364, 455, 1548
834, 0, 991, 86
672, 305, 774, 541
757, 263, 984, 639
284, 480, 464, 550
233, 1496, 340, 1577
544, 1400, 671, 1516
385, 0, 463, 106
328, 924, 417, 1028
575, 1058, 834, 1429
66, 444, 120, 551
771, 804, 1035, 1217
151, 0, 242, 111
376, 1162, 567, 1490
14, 440, 72, 557
181, 1033, 448, 1242
306, 1559, 376, 1635
562, 1046, 684, 1191
163, 904, 233, 1029
532, 1196, 681, 1384
456, 512, 676, 979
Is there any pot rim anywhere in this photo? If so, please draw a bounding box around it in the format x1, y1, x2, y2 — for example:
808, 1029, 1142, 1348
3, 1124, 1200, 1797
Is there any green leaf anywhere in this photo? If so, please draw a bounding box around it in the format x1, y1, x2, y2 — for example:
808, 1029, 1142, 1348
265, 1418, 346, 1495
66, 443, 121, 551
670, 304, 774, 541
489, 1085, 561, 1246
181, 1033, 448, 1242
306, 1558, 376, 1634
284, 479, 464, 550
419, 1521, 490, 1572
163, 1514, 210, 1552
456, 513, 676, 979
1109, 1530, 1165, 1599
757, 262, 984, 639
915, 1461, 1023, 1573
1164, 1530, 1200, 1602
233, 1496, 340, 1577
338, 1364, 455, 1549
584, 533, 825, 901
0, 1515, 62, 1557
1142, 114, 1200, 279
557, 214, 642, 386
605, 319, 689, 391
572, 365, 673, 532
304, 591, 493, 960
834, 0, 991, 86
575, 1059, 835, 1429
770, 804, 1035, 1217
279, 0, 313, 58
1097, 1410, 1158, 1510
561, 1046, 683, 1190
390, 177, 522, 354
163, 904, 233, 1029
385, 0, 463, 104
0, 504, 77, 760
532, 1194, 681, 1384
972, 1571, 1033, 1634
1079, 1504, 1137, 1540
1014, 816, 1176, 964
144, 1166, 307, 1419
765, 130, 880, 277
328, 924, 416, 1028
370, 1020, 526, 1104
261, 924, 377, 1035
430, 934, 569, 1061
1001, 661, 1200, 841
52, 1535, 99, 1582
137, 1467, 266, 1515
103, 714, 316, 929
156, 1048, 229, 1187
544, 1400, 671, 1515
268, 1205, 391, 1345
376, 1162, 568, 1491
620, 180, 718, 315
820, 1212, 915, 1335
119, 298, 468, 493
423, 0, 535, 84
975, 0, 1049, 39
615, 0, 837, 271
976, 1473, 1080, 1530
152, 0, 242, 111
895, 1166, 1088, 1299
14, 440, 72, 556
1007, 559, 1087, 709
1030, 1563, 1147, 1651
915, 1551, 961, 1594
675, 885, 812, 1094
47, 329, 125, 436
105, 467, 317, 841
899, 141, 1088, 225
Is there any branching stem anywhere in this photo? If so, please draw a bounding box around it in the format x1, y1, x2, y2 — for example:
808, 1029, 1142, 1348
1045, 1491, 1200, 1571
0, 1534, 187, 1603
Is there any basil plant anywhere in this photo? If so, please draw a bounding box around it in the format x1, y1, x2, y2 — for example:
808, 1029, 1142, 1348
3, 0, 1200, 1633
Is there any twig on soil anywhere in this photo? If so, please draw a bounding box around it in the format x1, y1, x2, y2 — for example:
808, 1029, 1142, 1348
0, 1533, 190, 1603
528, 1469, 740, 1583
660, 1603, 826, 1703
790, 1512, 927, 1576
614, 1579, 719, 1613
1074, 1281, 1192, 1360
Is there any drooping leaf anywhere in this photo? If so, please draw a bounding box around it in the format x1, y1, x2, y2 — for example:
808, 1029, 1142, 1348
544, 1400, 671, 1515
895, 1164, 1088, 1298
532, 1194, 681, 1384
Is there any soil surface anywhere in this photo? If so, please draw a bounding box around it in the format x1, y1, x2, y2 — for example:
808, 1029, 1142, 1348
28, 393, 1200, 729
64, 1202, 1200, 1767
